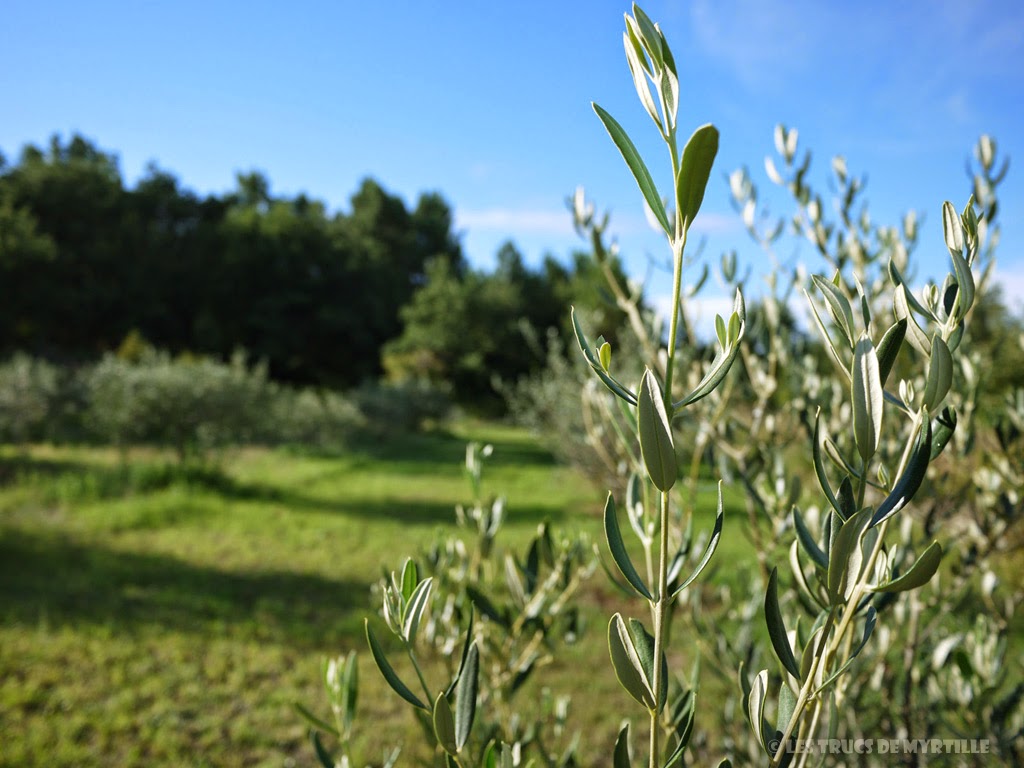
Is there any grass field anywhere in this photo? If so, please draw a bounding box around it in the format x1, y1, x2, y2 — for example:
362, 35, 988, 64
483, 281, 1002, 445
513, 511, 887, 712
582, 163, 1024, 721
0, 422, 753, 766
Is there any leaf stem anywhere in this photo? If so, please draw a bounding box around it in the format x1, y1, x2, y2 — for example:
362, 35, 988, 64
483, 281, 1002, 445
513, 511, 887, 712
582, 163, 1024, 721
650, 489, 671, 768
405, 645, 433, 704
663, 233, 687, 402
769, 607, 836, 767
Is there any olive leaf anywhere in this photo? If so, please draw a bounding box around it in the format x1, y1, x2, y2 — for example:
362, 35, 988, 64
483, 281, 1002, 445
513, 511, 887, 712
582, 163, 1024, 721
828, 508, 872, 604
747, 668, 771, 752
637, 368, 676, 491
613, 723, 632, 768
812, 275, 856, 349
765, 568, 801, 679
401, 577, 433, 643
433, 692, 458, 756
674, 288, 746, 410
873, 541, 943, 593
794, 507, 827, 569
604, 493, 654, 600
571, 307, 638, 405
608, 612, 657, 709
942, 200, 964, 258
676, 124, 720, 232
814, 607, 877, 695
454, 642, 479, 750
922, 335, 953, 411
592, 103, 671, 235
893, 284, 932, 356
622, 26, 659, 127
930, 407, 957, 459
365, 620, 428, 711
812, 410, 841, 515
870, 419, 933, 527
876, 318, 907, 386
851, 335, 883, 462
672, 481, 724, 595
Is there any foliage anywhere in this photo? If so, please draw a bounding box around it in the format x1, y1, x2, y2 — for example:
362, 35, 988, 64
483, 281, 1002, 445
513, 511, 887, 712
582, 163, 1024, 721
0, 135, 640, 405
384, 242, 634, 411
352, 379, 452, 435
0, 348, 373, 460
0, 353, 64, 444
0, 139, 462, 389
83, 350, 273, 460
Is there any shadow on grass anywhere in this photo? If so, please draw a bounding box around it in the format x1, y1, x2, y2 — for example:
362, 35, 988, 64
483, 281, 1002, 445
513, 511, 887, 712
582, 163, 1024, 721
282, 495, 569, 525
0, 527, 366, 648
3, 454, 290, 507
289, 426, 559, 470
0, 453, 87, 485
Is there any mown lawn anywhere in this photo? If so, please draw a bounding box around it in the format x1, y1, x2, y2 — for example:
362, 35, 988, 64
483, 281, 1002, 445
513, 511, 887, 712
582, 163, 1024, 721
0, 422, 750, 766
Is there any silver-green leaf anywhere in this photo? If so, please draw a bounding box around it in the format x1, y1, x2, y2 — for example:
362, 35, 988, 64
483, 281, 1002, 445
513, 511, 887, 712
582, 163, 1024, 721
400, 558, 418, 602
942, 200, 964, 258
604, 493, 654, 600
893, 285, 932, 357
813, 411, 841, 515
805, 289, 851, 382
675, 289, 745, 409
873, 541, 943, 593
852, 336, 883, 462
827, 508, 872, 604
672, 481, 724, 595
571, 307, 637, 405
608, 613, 656, 709
949, 248, 975, 322
622, 30, 659, 127
676, 124, 720, 232
613, 723, 632, 768
870, 419, 932, 527
747, 668, 769, 751
433, 692, 458, 756
637, 369, 676, 491
876, 319, 907, 387
365, 620, 428, 711
922, 335, 953, 411
793, 506, 827, 569
930, 407, 957, 460
812, 275, 856, 349
454, 642, 479, 750
765, 567, 801, 679
814, 607, 877, 695
592, 103, 671, 235
401, 577, 433, 644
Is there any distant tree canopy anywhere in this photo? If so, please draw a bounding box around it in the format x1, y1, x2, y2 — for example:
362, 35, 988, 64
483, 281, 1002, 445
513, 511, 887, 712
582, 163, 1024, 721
383, 242, 634, 407
0, 134, 633, 405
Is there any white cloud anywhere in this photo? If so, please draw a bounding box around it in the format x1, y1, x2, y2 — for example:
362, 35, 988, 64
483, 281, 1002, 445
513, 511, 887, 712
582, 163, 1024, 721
467, 162, 493, 182
689, 211, 742, 236
454, 207, 575, 237
651, 291, 738, 341
687, 0, 1024, 100
456, 206, 743, 241
688, 0, 832, 88
944, 88, 973, 123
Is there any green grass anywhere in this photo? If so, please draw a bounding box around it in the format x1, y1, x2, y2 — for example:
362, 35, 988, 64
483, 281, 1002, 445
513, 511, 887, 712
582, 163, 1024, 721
0, 423, 753, 766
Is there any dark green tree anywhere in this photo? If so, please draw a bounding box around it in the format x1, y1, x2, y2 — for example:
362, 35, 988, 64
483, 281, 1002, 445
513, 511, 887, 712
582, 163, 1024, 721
384, 240, 634, 410
0, 135, 129, 356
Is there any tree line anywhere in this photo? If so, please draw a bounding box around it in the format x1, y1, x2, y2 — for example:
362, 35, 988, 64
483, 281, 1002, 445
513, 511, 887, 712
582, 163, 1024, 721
0, 135, 629, 406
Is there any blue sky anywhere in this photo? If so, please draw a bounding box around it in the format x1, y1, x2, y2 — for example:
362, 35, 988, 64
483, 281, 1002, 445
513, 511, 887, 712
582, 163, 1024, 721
2, 0, 1022, 321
